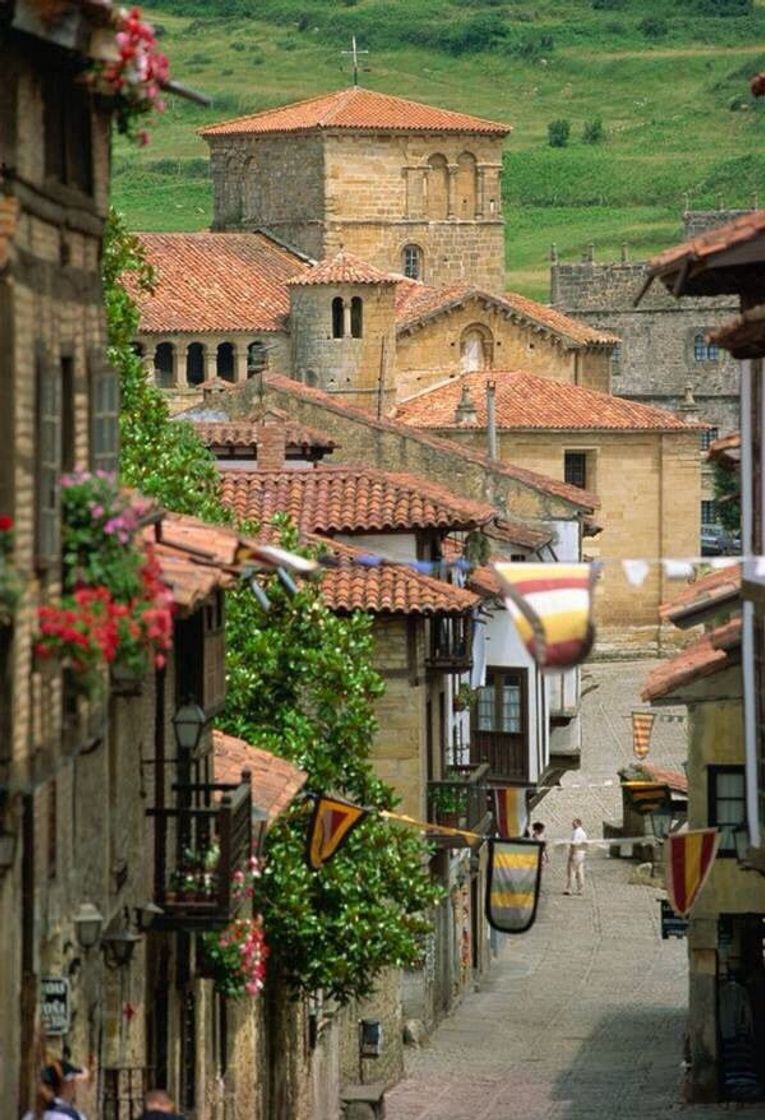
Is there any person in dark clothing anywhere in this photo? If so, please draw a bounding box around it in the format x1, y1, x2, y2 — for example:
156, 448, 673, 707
139, 1088, 186, 1120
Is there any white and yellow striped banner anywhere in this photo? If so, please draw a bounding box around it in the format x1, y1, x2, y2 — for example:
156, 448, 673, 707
486, 838, 543, 934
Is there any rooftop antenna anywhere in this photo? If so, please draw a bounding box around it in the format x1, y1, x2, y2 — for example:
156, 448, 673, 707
341, 35, 368, 87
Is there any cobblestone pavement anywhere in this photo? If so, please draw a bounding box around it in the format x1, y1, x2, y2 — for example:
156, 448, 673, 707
387, 661, 765, 1120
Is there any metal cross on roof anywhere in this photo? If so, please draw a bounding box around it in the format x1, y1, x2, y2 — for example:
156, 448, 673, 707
341, 36, 368, 87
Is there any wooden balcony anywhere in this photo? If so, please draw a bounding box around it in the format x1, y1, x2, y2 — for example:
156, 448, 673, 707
426, 615, 473, 673
427, 763, 492, 848
147, 770, 252, 930
470, 730, 528, 784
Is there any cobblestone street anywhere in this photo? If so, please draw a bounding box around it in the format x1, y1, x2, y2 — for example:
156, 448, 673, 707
387, 661, 765, 1120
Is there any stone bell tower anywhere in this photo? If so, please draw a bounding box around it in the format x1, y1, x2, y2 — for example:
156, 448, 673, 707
287, 251, 397, 414
200, 86, 511, 292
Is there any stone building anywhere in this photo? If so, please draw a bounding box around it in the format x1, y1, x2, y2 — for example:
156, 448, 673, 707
199, 86, 509, 293
550, 211, 748, 440
395, 370, 702, 654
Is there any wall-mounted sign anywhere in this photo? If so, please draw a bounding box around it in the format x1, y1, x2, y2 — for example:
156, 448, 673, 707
41, 976, 71, 1036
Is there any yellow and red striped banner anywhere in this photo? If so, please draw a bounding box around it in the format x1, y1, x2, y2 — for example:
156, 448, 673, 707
492, 786, 530, 839
632, 710, 655, 760
306, 795, 367, 870
665, 828, 720, 917
493, 562, 598, 669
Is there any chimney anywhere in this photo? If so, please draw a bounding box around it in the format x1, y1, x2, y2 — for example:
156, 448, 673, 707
486, 380, 497, 459
677, 383, 699, 422
454, 383, 477, 426
256, 423, 287, 470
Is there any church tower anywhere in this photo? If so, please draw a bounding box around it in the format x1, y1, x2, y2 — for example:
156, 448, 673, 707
286, 251, 397, 412
200, 87, 510, 292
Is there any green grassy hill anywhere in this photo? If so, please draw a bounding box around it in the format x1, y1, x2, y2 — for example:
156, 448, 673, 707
115, 0, 765, 297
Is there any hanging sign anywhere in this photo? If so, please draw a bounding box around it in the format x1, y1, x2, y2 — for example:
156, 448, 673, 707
485, 838, 543, 934
41, 976, 71, 1036
631, 710, 655, 760
665, 828, 720, 917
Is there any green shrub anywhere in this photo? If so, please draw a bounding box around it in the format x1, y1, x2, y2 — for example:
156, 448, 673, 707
547, 118, 570, 148
230, 40, 246, 50
639, 16, 668, 38
694, 0, 752, 13
583, 117, 605, 144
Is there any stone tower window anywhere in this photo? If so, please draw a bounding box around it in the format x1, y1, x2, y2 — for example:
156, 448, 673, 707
351, 297, 363, 339
403, 244, 424, 280
154, 341, 175, 388
216, 342, 235, 382
187, 342, 205, 385
693, 334, 706, 361
460, 324, 493, 372
247, 340, 267, 375
332, 297, 345, 339
426, 154, 449, 220
456, 152, 477, 218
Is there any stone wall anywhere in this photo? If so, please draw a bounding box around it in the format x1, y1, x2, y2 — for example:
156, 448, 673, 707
290, 281, 397, 412
431, 427, 701, 654
551, 228, 741, 435
371, 617, 428, 819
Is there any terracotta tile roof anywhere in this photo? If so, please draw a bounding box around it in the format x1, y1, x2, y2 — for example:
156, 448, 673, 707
647, 210, 765, 277
133, 231, 308, 333
312, 535, 479, 615
287, 251, 396, 287
708, 431, 740, 471
395, 370, 699, 434
395, 280, 620, 347
193, 418, 338, 453
709, 304, 765, 359
641, 618, 742, 702
218, 466, 504, 535
199, 86, 510, 138
641, 764, 688, 795
212, 730, 306, 826
264, 374, 599, 513
147, 511, 317, 612
660, 564, 740, 626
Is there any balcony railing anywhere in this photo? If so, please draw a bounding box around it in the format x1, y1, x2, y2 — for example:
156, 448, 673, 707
427, 763, 492, 848
427, 615, 473, 673
469, 730, 528, 783
147, 770, 252, 930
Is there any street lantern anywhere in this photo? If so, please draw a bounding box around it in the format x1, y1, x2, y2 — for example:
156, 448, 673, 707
101, 926, 141, 970
73, 903, 104, 949
646, 802, 674, 840
172, 701, 207, 755
133, 900, 164, 933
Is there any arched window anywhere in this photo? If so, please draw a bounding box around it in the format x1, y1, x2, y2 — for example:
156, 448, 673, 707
216, 342, 235, 382
426, 154, 449, 220
693, 334, 707, 362
351, 297, 363, 339
707, 339, 719, 361
456, 152, 477, 218
154, 342, 175, 388
460, 325, 493, 372
247, 340, 267, 376
402, 244, 424, 280
332, 296, 344, 339
186, 342, 205, 386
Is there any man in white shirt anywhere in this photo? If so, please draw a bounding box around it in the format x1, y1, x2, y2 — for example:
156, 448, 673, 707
564, 817, 587, 895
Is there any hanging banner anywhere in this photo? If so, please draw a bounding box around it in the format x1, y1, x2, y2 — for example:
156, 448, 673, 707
493, 562, 598, 669
306, 795, 367, 871
485, 838, 543, 934
631, 710, 655, 760
622, 781, 672, 815
666, 828, 720, 917
492, 786, 530, 839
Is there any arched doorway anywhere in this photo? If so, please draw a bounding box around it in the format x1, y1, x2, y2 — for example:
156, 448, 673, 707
186, 343, 205, 386
154, 342, 175, 388
216, 342, 235, 382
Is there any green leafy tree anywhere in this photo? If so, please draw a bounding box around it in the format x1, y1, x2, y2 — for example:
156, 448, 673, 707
712, 462, 741, 533
104, 209, 223, 521
583, 117, 605, 145
105, 213, 441, 1002
547, 119, 570, 148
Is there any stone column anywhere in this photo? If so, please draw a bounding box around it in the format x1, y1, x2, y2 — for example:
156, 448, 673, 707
234, 342, 249, 383
447, 165, 458, 218
343, 300, 352, 339
476, 167, 485, 219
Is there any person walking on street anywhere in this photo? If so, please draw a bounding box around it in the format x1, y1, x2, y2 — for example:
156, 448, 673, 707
140, 1088, 187, 1120
531, 820, 549, 865
22, 1060, 88, 1120
564, 817, 587, 895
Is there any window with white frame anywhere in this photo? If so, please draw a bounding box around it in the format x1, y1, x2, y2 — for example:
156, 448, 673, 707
708, 765, 746, 855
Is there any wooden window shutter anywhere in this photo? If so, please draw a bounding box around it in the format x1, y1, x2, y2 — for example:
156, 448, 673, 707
36, 351, 61, 568
88, 350, 119, 474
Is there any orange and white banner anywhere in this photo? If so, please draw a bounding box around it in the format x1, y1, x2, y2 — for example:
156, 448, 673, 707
492, 786, 529, 839
493, 562, 598, 670
632, 710, 655, 760
665, 828, 720, 917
